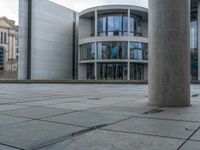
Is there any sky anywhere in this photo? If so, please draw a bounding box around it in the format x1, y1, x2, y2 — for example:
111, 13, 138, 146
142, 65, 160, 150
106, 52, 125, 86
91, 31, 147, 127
0, 0, 148, 25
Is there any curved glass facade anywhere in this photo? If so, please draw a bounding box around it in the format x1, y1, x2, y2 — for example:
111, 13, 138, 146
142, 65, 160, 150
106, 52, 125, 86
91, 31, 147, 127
98, 14, 143, 37
190, 20, 198, 80
97, 41, 128, 59
97, 63, 128, 80
80, 43, 95, 60
130, 63, 145, 80
98, 14, 128, 36
130, 15, 143, 36
130, 42, 148, 60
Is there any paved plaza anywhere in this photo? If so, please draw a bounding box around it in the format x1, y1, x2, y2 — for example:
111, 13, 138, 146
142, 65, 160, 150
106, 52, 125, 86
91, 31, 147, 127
0, 84, 200, 150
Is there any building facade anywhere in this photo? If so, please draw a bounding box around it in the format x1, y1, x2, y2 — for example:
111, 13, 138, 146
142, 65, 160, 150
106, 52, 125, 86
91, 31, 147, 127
18, 0, 78, 80
18, 0, 200, 81
0, 17, 18, 73
191, 0, 200, 80
78, 6, 148, 80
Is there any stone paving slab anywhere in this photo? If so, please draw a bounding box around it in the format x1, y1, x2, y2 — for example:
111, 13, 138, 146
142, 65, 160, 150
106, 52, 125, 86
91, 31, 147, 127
0, 105, 27, 112
47, 102, 104, 111
42, 130, 184, 150
0, 107, 74, 119
103, 117, 200, 139
38, 139, 73, 150
140, 109, 200, 122
180, 140, 200, 150
0, 120, 86, 150
0, 145, 18, 150
15, 98, 85, 107
190, 129, 200, 141
43, 110, 132, 127
0, 84, 199, 149
0, 114, 30, 126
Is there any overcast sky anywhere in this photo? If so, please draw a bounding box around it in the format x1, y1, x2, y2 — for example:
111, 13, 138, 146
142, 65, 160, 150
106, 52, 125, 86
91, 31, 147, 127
0, 0, 148, 25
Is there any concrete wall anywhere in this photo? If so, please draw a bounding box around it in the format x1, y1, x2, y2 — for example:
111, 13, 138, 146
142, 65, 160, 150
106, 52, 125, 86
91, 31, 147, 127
78, 64, 87, 79
18, 0, 28, 79
19, 0, 77, 80
79, 17, 94, 39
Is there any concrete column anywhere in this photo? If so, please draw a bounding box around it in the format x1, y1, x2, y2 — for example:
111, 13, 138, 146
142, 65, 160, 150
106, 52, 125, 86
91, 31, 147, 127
127, 41, 130, 80
198, 2, 200, 81
128, 9, 131, 36
95, 10, 98, 37
94, 42, 97, 80
148, 0, 190, 107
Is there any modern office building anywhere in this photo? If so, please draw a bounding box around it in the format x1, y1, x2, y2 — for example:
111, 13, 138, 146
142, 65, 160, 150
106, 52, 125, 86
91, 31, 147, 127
0, 17, 18, 73
18, 0, 200, 81
18, 0, 78, 80
78, 5, 148, 80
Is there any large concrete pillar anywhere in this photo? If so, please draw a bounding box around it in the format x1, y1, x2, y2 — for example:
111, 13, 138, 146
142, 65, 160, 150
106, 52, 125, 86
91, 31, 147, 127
148, 0, 190, 107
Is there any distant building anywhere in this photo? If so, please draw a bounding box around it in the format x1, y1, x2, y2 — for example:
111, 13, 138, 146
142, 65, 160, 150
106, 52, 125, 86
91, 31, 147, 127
0, 17, 18, 73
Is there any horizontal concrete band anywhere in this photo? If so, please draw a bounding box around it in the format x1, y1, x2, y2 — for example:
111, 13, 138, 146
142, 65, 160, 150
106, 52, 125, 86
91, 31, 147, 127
0, 80, 199, 84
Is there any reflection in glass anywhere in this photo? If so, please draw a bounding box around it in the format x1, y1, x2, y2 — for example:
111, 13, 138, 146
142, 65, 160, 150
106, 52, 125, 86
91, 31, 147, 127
130, 15, 143, 36
87, 64, 95, 80
190, 20, 198, 80
98, 14, 128, 36
130, 63, 144, 80
97, 63, 127, 80
130, 42, 148, 60
80, 43, 95, 60
97, 42, 128, 60
0, 47, 4, 70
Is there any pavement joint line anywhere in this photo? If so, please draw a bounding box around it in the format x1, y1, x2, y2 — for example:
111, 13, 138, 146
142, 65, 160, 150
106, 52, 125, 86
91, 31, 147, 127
133, 115, 200, 124
100, 128, 188, 141
0, 119, 33, 127
30, 124, 109, 150
188, 139, 200, 142
38, 119, 90, 128
0, 143, 24, 150
177, 126, 200, 150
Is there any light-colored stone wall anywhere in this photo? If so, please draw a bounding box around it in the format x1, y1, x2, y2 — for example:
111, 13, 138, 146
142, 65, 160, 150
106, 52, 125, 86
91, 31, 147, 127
19, 0, 76, 80
18, 0, 28, 79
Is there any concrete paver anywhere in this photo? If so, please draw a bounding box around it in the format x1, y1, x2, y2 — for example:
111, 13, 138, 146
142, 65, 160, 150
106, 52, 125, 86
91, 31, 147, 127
0, 84, 199, 150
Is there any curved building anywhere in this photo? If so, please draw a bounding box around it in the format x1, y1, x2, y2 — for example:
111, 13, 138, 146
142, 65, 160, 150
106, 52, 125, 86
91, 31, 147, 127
78, 5, 148, 80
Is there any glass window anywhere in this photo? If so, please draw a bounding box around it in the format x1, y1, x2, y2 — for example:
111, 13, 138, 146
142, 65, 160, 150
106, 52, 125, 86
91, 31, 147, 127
97, 63, 127, 80
4, 33, 6, 44
130, 63, 144, 80
0, 32, 3, 43
98, 14, 128, 36
130, 42, 148, 60
0, 47, 4, 71
80, 43, 95, 60
123, 16, 128, 36
130, 15, 143, 36
190, 20, 198, 80
97, 41, 128, 59
87, 64, 95, 80
98, 16, 106, 36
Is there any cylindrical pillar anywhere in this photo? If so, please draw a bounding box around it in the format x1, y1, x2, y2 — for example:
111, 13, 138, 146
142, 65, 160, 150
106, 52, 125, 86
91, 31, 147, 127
148, 0, 190, 107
